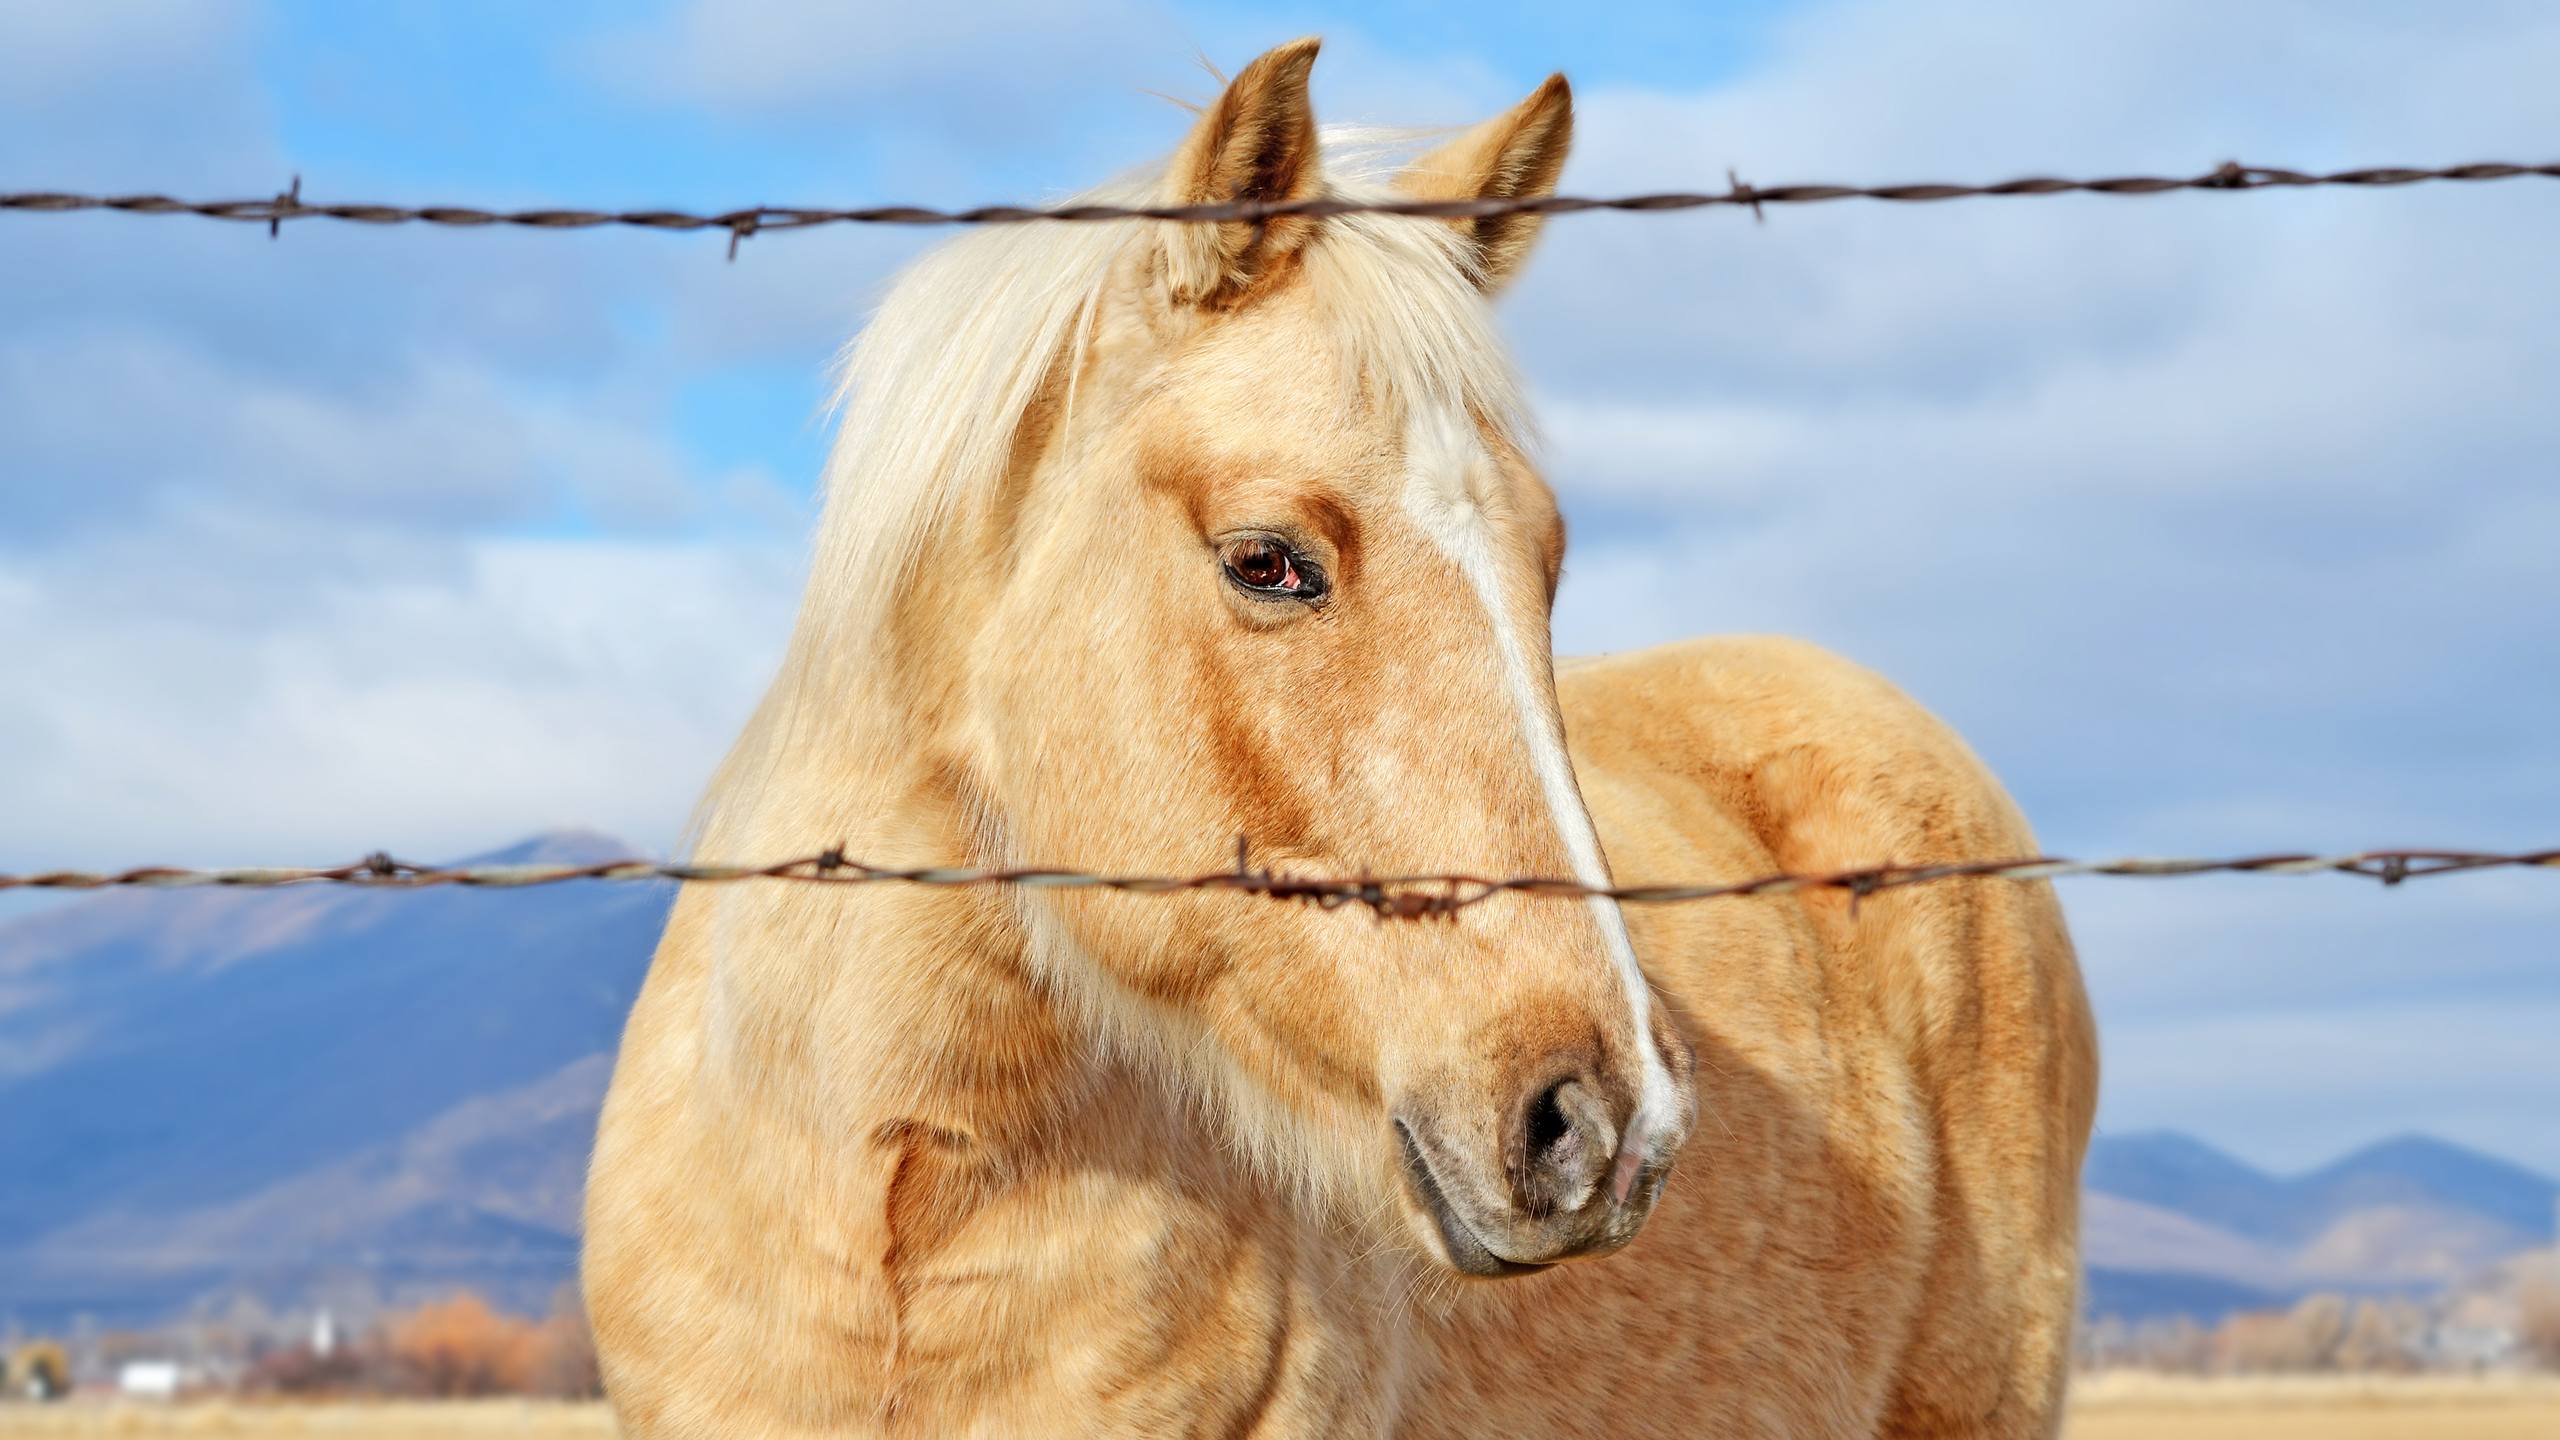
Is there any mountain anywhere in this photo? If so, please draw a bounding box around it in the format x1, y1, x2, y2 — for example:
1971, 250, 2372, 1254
0, 832, 667, 1327
2082, 1267, 2282, 1325
2298, 1135, 2560, 1240
2078, 1192, 2291, 1291
2084, 1131, 2300, 1242
2080, 1129, 2558, 1324
2087, 1130, 2558, 1251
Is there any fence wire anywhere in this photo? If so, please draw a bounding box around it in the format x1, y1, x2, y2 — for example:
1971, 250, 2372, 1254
4, 160, 2554, 257
6, 155, 2554, 919
6, 845, 2554, 920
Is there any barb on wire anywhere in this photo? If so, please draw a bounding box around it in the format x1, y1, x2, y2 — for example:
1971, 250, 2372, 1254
3, 161, 2554, 251
5, 846, 2554, 921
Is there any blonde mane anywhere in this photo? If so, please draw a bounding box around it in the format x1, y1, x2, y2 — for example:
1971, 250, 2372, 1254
702, 132, 1528, 851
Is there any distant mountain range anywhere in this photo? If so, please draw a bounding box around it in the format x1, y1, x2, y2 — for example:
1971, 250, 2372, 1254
2082, 1129, 2557, 1322
0, 832, 664, 1326
3, 831, 2551, 1329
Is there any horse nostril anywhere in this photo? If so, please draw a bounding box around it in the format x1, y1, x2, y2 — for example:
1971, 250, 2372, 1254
1526, 1079, 1573, 1158
1514, 1075, 1615, 1217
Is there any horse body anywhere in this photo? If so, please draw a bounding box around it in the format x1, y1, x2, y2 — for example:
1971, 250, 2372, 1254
585, 39, 2096, 1438
1417, 638, 2093, 1438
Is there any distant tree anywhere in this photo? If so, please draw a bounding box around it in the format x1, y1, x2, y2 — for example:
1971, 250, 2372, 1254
2285, 1293, 2350, 1369
6, 1341, 70, 1401
2334, 1299, 2418, 1374
242, 1342, 370, 1397
2214, 1310, 2297, 1373
2521, 1275, 2560, 1371
2214, 1294, 2354, 1373
2134, 1317, 2212, 1374
384, 1292, 537, 1398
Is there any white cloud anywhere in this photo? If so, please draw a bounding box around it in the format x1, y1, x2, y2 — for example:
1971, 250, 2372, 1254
0, 1, 255, 105
0, 1, 273, 188
579, 0, 1197, 197
588, 0, 1164, 115
0, 328, 722, 540
0, 530, 801, 868
579, 1, 1527, 203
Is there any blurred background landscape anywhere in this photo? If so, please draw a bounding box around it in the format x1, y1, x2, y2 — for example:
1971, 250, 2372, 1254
4, 0, 2557, 1427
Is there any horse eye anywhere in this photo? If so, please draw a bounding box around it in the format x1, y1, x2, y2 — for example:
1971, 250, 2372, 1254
1220, 536, 1325, 600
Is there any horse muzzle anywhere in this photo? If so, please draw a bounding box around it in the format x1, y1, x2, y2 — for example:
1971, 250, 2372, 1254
1392, 1068, 1678, 1276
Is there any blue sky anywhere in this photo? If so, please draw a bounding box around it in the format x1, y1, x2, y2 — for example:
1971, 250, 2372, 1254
3, 0, 2556, 1174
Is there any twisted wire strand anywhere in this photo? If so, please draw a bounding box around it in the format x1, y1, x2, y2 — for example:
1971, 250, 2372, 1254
6, 846, 2554, 921
4, 162, 2552, 255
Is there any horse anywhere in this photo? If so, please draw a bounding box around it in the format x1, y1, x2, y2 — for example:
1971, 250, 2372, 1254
584, 38, 2098, 1438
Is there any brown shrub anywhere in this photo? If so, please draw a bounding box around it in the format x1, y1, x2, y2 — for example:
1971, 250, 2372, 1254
2213, 1294, 2356, 1374
242, 1342, 372, 1397
2521, 1274, 2560, 1370
2214, 1311, 2300, 1373
383, 1292, 539, 1398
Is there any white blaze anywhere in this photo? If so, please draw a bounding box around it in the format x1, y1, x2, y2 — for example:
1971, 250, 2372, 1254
1399, 409, 1678, 1191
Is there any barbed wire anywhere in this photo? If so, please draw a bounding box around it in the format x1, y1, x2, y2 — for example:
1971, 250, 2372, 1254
4, 161, 2554, 258
5, 845, 2554, 921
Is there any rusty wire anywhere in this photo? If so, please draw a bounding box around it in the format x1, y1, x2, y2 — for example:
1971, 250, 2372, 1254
5, 845, 2554, 921
4, 161, 2555, 258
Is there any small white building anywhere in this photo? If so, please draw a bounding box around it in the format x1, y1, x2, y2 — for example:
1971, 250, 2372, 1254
117, 1360, 182, 1400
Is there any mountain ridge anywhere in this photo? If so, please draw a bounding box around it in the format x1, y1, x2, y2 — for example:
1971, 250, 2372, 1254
0, 831, 667, 1325
2085, 1128, 2557, 1246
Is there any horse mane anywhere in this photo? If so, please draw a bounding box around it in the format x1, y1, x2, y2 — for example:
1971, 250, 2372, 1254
696, 131, 1527, 854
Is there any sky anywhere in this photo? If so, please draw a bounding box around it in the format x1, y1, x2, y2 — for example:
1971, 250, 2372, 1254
2, 0, 2555, 1175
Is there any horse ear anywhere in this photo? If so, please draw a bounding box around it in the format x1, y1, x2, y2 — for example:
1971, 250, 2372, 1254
1396, 74, 1573, 292
1159, 37, 1324, 306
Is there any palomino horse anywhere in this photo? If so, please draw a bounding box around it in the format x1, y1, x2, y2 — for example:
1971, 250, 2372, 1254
586, 38, 2098, 1438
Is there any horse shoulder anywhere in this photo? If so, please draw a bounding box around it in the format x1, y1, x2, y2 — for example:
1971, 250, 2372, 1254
1559, 632, 2089, 1067
1559, 634, 2099, 1437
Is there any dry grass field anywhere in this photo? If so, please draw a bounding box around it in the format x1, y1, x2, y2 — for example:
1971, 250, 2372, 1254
2066, 1372, 2560, 1439
0, 1402, 610, 1438
4, 1377, 2560, 1437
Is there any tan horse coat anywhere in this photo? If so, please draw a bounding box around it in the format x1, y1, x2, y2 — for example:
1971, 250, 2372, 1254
586, 39, 2098, 1439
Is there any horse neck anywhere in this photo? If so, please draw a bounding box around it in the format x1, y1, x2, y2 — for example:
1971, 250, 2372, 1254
695, 379, 1130, 1157
690, 708, 1092, 1165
